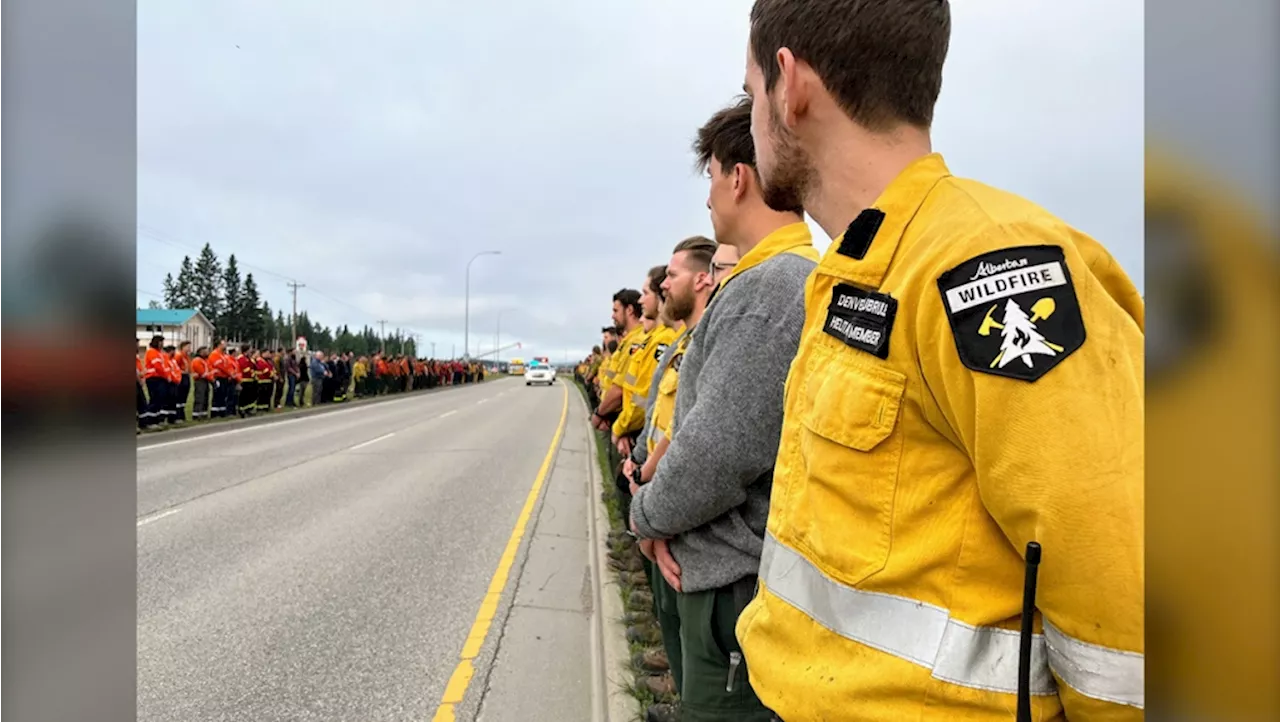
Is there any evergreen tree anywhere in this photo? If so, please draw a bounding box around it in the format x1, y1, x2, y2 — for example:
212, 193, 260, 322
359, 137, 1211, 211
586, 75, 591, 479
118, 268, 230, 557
175, 256, 198, 309
147, 299, 162, 309
162, 273, 177, 307
242, 273, 264, 345
220, 255, 244, 341
193, 244, 223, 324
259, 300, 275, 348
276, 311, 288, 347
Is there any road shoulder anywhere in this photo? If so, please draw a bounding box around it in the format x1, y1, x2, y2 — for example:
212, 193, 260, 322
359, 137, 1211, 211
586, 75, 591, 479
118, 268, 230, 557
457, 382, 617, 722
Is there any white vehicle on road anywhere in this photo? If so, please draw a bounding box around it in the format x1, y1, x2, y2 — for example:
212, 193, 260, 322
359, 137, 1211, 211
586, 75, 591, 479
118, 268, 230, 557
525, 360, 555, 386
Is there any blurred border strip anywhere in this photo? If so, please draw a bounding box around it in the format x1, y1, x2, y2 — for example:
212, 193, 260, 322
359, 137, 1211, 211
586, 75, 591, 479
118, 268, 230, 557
2, 1, 139, 721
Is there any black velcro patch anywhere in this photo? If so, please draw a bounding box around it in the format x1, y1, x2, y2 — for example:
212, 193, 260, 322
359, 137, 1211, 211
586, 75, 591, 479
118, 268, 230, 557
937, 245, 1086, 382
822, 283, 897, 358
837, 209, 886, 260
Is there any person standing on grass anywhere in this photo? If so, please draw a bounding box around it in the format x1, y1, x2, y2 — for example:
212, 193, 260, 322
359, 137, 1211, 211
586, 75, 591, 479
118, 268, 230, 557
285, 349, 300, 407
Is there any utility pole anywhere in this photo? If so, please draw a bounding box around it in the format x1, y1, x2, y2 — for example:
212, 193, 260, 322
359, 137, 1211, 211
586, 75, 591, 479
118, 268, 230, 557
287, 281, 305, 345
465, 250, 501, 360
431, 341, 436, 358
495, 312, 502, 363
377, 320, 388, 354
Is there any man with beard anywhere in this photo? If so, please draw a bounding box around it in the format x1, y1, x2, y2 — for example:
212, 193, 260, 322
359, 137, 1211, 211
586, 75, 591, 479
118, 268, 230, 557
628, 97, 815, 722
591, 290, 644, 436
236, 347, 257, 417
734, 3, 1145, 721
625, 236, 736, 721
612, 265, 676, 452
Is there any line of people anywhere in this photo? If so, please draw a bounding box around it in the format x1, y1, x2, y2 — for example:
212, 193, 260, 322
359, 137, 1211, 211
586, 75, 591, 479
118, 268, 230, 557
137, 336, 489, 430
578, 3, 1144, 721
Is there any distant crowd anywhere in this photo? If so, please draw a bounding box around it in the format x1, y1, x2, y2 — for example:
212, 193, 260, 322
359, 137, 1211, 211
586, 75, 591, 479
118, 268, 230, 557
136, 335, 487, 430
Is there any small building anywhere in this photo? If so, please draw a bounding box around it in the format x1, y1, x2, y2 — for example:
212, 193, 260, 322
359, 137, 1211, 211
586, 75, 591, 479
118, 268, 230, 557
136, 308, 216, 350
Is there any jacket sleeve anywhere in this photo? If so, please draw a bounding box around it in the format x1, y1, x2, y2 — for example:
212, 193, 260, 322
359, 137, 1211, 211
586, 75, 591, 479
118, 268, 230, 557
917, 238, 1145, 718
632, 311, 793, 539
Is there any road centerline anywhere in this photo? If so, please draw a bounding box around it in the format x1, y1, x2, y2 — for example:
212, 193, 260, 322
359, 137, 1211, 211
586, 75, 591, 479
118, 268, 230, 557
430, 383, 568, 722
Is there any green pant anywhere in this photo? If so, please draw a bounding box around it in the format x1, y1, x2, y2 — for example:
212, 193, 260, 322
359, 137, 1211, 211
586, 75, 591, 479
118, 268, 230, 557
675, 576, 771, 722
648, 557, 684, 696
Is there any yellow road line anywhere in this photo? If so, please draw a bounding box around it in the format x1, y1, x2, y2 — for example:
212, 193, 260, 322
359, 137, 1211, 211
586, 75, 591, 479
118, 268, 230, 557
430, 382, 569, 722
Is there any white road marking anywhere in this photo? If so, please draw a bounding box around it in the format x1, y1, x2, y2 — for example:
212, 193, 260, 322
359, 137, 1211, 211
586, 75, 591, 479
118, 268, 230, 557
137, 509, 182, 527
439, 410, 457, 419
349, 432, 396, 451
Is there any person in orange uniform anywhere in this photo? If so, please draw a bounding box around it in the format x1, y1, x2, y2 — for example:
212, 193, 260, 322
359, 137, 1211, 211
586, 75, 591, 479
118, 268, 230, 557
735, 2, 1145, 720
141, 336, 170, 428
162, 345, 183, 424
136, 343, 148, 430
254, 349, 275, 412
174, 341, 192, 424
237, 347, 256, 417
190, 347, 212, 420
208, 340, 229, 418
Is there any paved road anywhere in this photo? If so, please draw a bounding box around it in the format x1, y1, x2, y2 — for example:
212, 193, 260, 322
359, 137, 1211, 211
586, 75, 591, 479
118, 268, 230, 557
137, 377, 602, 722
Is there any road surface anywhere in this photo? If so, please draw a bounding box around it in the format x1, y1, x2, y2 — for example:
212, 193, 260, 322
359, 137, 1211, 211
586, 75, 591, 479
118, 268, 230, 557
137, 377, 603, 722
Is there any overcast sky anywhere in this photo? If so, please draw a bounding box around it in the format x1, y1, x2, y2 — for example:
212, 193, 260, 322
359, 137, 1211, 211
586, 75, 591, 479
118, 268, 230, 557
137, 0, 1143, 362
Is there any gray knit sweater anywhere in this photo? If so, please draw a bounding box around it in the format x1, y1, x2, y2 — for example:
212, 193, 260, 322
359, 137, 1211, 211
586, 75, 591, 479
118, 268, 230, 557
630, 252, 814, 593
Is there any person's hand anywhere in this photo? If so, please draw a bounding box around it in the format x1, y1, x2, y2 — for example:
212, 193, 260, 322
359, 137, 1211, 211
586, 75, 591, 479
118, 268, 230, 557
622, 458, 636, 480
654, 540, 681, 592
639, 538, 656, 562
629, 478, 641, 497
616, 436, 632, 457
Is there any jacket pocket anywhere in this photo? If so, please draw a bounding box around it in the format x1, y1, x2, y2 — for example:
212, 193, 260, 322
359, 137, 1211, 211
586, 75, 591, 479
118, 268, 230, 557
793, 350, 907, 586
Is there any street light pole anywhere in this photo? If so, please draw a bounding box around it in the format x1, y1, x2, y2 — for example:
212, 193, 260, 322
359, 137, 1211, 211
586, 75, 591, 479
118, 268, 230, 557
465, 250, 501, 360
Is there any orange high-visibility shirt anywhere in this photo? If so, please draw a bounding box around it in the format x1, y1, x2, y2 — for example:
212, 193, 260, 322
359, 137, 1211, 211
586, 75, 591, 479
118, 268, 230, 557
143, 348, 167, 380
175, 351, 190, 375
208, 350, 226, 379
191, 357, 209, 381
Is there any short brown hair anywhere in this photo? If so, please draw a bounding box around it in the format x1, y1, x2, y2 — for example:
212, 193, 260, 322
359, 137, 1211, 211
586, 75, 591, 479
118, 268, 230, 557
694, 97, 755, 176
749, 0, 950, 130
672, 235, 717, 271
647, 265, 668, 300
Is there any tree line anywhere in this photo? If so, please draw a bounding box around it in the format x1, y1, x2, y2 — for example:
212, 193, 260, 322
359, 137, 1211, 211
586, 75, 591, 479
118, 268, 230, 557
153, 243, 418, 357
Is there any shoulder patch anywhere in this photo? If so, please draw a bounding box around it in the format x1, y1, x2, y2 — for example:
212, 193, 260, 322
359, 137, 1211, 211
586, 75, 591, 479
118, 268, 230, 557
937, 245, 1085, 382
823, 283, 897, 358
653, 343, 669, 362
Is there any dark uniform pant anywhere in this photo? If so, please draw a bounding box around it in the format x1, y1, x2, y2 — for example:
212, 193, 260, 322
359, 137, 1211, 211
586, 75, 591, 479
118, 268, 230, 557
193, 378, 210, 419
136, 381, 147, 427
273, 379, 285, 408
174, 374, 191, 422
212, 378, 230, 417
676, 575, 771, 722
240, 380, 257, 415
257, 380, 273, 410
648, 558, 684, 696
143, 377, 167, 427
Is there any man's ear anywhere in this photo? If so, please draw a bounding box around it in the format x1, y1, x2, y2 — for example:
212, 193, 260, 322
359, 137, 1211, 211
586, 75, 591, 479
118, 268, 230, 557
776, 47, 811, 129
733, 163, 750, 202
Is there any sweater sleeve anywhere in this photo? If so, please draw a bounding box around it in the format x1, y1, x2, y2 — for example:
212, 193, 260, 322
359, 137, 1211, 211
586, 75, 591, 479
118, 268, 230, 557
632, 309, 795, 539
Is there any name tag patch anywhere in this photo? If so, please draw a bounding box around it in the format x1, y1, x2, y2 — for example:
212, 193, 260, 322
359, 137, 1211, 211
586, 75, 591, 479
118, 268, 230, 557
937, 245, 1086, 382
823, 284, 897, 359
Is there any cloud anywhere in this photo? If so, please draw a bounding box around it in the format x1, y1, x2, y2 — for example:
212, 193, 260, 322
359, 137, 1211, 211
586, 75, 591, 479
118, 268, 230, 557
138, 0, 1143, 361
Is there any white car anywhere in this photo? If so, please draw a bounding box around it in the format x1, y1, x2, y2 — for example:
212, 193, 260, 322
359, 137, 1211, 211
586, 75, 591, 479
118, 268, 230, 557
525, 364, 556, 386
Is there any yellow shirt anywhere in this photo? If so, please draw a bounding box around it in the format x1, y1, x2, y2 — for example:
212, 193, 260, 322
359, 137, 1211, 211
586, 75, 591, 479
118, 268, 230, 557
738, 154, 1145, 721
614, 323, 677, 437
647, 331, 689, 455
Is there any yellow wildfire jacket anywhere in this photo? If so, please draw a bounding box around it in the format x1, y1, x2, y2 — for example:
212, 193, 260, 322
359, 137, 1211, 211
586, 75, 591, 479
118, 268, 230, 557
737, 153, 1145, 721
615, 323, 678, 438
647, 331, 690, 455
609, 324, 656, 437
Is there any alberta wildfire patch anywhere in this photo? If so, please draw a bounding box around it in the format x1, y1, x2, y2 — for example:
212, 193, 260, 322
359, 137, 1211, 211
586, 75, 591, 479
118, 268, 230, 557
937, 245, 1085, 382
